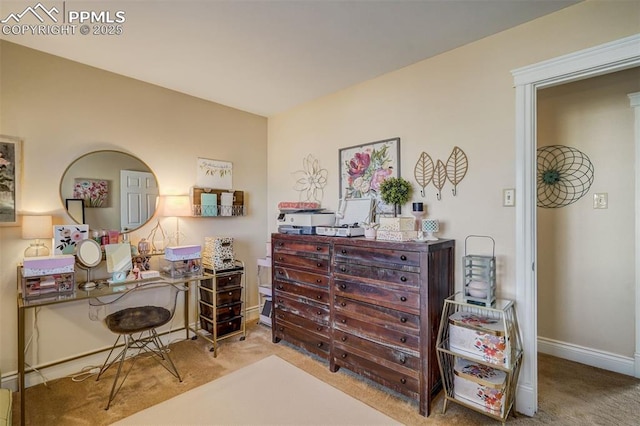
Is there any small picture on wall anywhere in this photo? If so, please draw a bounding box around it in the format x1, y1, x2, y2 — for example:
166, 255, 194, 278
54, 225, 89, 255
196, 158, 232, 189
73, 178, 109, 207
339, 137, 400, 215
0, 135, 22, 226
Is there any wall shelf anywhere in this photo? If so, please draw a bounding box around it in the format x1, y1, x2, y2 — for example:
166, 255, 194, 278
190, 188, 245, 217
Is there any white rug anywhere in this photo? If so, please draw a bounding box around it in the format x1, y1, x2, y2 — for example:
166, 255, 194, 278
112, 355, 400, 425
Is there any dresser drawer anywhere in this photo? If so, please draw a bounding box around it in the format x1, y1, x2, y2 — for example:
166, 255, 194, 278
334, 262, 420, 288
334, 279, 420, 314
274, 293, 330, 325
334, 296, 419, 333
334, 311, 419, 353
215, 272, 243, 291
272, 253, 330, 273
273, 266, 329, 288
274, 310, 331, 338
334, 244, 420, 268
334, 329, 421, 374
333, 347, 419, 398
274, 322, 329, 359
273, 239, 330, 256
274, 280, 328, 304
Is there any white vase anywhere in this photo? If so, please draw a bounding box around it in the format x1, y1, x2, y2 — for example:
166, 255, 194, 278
364, 228, 377, 239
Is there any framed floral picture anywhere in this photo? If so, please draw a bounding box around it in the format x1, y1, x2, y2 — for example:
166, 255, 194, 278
0, 135, 22, 226
339, 137, 400, 215
73, 178, 109, 207
54, 224, 89, 255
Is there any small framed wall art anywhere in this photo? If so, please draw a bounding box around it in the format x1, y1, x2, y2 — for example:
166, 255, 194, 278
196, 158, 233, 190
339, 137, 400, 215
0, 135, 22, 226
73, 178, 109, 207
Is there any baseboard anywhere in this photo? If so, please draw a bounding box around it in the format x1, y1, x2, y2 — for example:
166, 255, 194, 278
515, 383, 536, 417
538, 336, 635, 376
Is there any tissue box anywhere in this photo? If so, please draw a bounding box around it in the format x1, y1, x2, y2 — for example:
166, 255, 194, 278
453, 358, 507, 416
376, 230, 418, 242
379, 217, 415, 231
164, 245, 202, 261
449, 311, 511, 367
160, 258, 202, 278
22, 255, 75, 277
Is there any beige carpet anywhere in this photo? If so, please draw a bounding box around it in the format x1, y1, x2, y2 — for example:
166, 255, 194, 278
112, 355, 399, 425
12, 323, 640, 425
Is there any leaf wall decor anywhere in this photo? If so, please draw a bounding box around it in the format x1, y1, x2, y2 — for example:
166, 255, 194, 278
413, 152, 434, 197
433, 160, 447, 201
446, 146, 468, 196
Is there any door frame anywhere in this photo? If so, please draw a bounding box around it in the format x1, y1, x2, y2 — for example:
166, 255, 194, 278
511, 33, 640, 416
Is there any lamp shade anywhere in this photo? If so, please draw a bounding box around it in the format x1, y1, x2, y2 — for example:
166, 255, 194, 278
21, 215, 53, 239
157, 195, 191, 217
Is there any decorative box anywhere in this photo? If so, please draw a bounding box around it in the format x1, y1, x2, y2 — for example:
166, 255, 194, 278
202, 237, 235, 270
376, 230, 418, 242
160, 258, 202, 278
164, 245, 202, 261
22, 255, 75, 277
378, 217, 415, 231
453, 358, 507, 416
449, 311, 511, 367
21, 272, 75, 299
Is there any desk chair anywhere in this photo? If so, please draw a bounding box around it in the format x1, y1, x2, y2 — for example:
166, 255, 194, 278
89, 281, 185, 409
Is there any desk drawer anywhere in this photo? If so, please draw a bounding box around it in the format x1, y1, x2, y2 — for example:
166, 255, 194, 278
334, 279, 420, 314
273, 267, 329, 288
274, 280, 329, 304
274, 293, 329, 325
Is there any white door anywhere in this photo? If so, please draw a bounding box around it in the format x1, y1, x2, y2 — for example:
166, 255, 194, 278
120, 170, 158, 231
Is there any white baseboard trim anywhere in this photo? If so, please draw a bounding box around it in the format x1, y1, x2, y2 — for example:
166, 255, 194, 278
635, 352, 640, 378
515, 383, 536, 417
538, 336, 635, 376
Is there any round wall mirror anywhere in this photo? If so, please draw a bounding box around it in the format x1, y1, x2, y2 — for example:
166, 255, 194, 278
60, 150, 159, 233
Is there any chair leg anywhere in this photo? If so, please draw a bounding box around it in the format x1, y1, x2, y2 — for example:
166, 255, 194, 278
150, 329, 182, 382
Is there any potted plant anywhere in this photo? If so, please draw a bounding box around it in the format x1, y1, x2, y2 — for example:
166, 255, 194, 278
379, 177, 413, 217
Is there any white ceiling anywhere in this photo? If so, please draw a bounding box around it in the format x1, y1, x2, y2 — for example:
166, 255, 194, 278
0, 0, 580, 117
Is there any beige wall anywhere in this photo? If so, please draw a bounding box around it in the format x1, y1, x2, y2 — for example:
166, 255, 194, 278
268, 0, 640, 356
537, 68, 640, 356
0, 41, 268, 377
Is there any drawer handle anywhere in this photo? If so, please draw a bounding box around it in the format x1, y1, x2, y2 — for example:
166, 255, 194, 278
341, 353, 347, 359
316, 279, 322, 284
316, 326, 322, 331
340, 302, 346, 307
316, 311, 322, 315
277, 285, 284, 290
400, 296, 407, 302
278, 256, 284, 261
341, 336, 347, 342
278, 270, 284, 275
278, 299, 284, 304
340, 266, 347, 272
278, 327, 284, 331
400, 378, 407, 384
317, 342, 323, 348
316, 262, 322, 267
400, 357, 407, 364
316, 246, 322, 251
400, 337, 407, 343
316, 295, 322, 300
341, 319, 347, 324
340, 284, 347, 290
400, 276, 407, 282
228, 292, 233, 296
278, 242, 284, 247
400, 255, 407, 261
400, 317, 407, 323
227, 276, 232, 281
341, 249, 347, 254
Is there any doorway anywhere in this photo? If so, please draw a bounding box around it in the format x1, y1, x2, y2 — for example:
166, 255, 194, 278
511, 34, 640, 416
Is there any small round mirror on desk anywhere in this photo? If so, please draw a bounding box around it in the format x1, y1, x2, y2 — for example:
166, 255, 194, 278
59, 150, 160, 233
76, 239, 102, 290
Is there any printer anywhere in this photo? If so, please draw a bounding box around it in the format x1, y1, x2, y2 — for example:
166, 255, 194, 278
277, 211, 335, 235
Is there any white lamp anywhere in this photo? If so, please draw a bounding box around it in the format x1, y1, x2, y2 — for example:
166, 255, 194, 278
22, 215, 53, 257
158, 195, 191, 246
421, 219, 440, 241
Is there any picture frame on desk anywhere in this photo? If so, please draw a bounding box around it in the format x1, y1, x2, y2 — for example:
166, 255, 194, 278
339, 137, 400, 216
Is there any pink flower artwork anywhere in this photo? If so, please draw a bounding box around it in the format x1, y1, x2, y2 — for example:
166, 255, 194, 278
73, 179, 109, 207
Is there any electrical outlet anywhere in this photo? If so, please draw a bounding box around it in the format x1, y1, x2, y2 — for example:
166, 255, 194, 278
503, 189, 515, 207
593, 193, 608, 209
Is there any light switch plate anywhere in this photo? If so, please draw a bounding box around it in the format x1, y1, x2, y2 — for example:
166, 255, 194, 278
503, 188, 515, 207
593, 193, 608, 209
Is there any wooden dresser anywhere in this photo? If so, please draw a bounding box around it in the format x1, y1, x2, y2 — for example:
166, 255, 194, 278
271, 233, 455, 416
